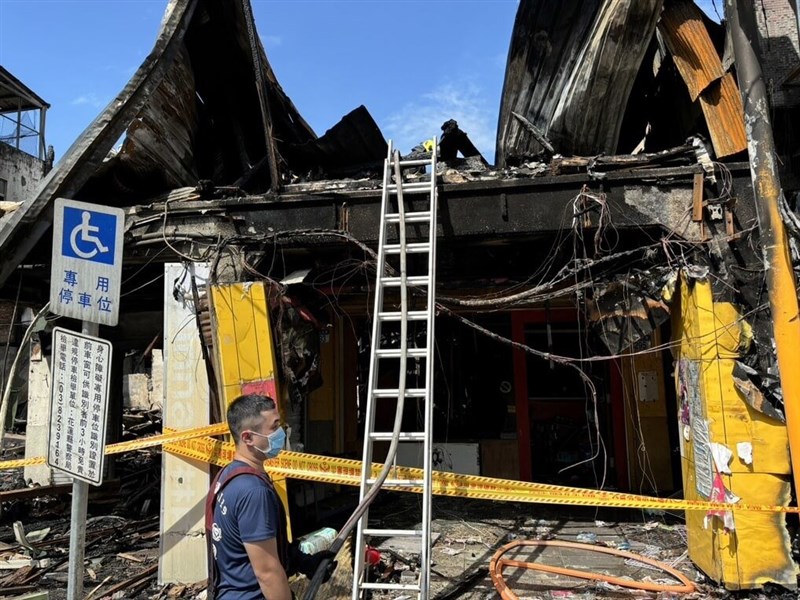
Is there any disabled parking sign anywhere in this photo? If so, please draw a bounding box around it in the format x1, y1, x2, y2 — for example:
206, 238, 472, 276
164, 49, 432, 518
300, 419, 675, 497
50, 199, 124, 326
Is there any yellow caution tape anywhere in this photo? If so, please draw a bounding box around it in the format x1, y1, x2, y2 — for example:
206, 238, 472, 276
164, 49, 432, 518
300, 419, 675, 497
162, 434, 800, 514
106, 423, 229, 455
0, 423, 230, 472
3, 422, 799, 515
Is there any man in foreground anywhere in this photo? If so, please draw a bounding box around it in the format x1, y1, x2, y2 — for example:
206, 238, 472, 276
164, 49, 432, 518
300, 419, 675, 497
206, 394, 333, 599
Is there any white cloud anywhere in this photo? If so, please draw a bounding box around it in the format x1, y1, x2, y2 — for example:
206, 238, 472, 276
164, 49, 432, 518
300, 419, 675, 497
71, 93, 104, 109
383, 79, 497, 163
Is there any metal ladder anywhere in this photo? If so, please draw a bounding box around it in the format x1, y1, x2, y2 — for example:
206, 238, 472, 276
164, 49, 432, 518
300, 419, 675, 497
352, 140, 438, 599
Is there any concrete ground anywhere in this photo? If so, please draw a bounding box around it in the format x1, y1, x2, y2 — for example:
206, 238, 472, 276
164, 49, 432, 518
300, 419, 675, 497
363, 494, 788, 600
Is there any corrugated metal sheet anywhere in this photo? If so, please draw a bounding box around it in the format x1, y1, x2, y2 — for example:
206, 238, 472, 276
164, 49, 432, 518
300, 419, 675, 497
700, 72, 748, 158
496, 0, 663, 164
658, 0, 725, 102
658, 0, 746, 158
496, 0, 604, 164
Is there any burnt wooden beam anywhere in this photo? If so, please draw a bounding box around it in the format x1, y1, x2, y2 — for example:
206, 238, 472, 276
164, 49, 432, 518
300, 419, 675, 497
242, 0, 282, 192
121, 164, 753, 265
511, 111, 555, 156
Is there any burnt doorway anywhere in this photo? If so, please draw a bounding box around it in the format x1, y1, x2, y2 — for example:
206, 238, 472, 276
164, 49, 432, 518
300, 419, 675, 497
512, 309, 626, 489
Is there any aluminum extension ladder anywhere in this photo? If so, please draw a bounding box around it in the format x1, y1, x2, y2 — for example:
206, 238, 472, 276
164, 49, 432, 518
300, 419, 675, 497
352, 140, 439, 599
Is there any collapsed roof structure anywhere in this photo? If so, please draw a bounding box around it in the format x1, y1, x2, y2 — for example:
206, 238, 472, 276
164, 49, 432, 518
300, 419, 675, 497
1, 0, 799, 592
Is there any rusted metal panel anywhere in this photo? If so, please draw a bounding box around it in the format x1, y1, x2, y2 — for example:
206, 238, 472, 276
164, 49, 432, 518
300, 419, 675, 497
658, 0, 726, 102
657, 0, 746, 158
699, 72, 748, 158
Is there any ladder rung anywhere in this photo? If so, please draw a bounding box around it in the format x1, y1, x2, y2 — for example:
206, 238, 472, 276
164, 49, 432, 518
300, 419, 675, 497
367, 478, 426, 487
380, 276, 430, 287
385, 211, 431, 224
375, 348, 427, 358
360, 582, 421, 592
388, 182, 431, 192
368, 432, 426, 441
377, 310, 428, 321
363, 528, 423, 537
372, 388, 426, 398
385, 242, 431, 254
398, 159, 431, 167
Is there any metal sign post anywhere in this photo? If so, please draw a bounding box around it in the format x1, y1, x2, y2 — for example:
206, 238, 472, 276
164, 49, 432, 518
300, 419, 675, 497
48, 325, 111, 600
49, 198, 123, 600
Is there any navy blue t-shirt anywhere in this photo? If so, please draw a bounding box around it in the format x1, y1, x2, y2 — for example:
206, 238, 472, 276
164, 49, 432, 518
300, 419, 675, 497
210, 461, 281, 599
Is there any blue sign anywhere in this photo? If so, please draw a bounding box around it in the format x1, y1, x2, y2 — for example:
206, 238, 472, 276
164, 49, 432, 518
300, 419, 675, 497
61, 207, 117, 265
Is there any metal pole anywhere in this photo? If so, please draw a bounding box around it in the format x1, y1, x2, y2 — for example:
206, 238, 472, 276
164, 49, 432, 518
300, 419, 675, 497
15, 99, 21, 150
727, 0, 800, 497
66, 320, 98, 600
39, 107, 47, 161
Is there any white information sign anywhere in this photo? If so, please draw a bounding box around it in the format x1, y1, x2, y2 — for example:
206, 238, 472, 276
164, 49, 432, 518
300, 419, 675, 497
47, 327, 111, 486
50, 198, 124, 326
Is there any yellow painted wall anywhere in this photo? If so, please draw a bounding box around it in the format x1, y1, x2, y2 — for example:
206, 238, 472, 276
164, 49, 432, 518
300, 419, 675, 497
673, 276, 796, 589
209, 282, 291, 538
210, 282, 281, 410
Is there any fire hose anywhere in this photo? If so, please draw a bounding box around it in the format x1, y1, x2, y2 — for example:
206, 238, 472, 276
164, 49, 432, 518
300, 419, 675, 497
489, 540, 696, 598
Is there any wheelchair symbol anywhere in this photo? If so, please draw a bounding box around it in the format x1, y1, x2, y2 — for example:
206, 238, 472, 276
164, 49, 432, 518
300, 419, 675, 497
69, 211, 109, 259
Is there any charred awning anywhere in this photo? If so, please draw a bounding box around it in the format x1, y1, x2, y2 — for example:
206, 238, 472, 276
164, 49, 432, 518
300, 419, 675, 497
496, 0, 664, 165
282, 105, 387, 179
496, 0, 748, 166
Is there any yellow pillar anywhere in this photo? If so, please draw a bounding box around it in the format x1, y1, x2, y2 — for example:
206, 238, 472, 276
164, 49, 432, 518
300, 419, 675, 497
209, 281, 291, 538
210, 282, 281, 410
674, 275, 796, 589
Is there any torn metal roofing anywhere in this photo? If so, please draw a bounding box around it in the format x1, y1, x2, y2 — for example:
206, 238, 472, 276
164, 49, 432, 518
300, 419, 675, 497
658, 0, 747, 158
495, 0, 664, 165
496, 0, 748, 165
283, 106, 388, 178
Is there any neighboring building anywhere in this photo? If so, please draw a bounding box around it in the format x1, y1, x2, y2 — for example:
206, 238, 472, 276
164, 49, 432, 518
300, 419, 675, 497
0, 66, 51, 208
754, 0, 800, 107
754, 0, 800, 180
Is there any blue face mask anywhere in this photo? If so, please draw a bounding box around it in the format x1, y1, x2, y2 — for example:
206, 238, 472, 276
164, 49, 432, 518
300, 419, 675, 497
249, 427, 286, 459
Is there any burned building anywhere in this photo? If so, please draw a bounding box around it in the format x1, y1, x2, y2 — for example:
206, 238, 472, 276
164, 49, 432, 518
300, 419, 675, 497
1, 0, 800, 595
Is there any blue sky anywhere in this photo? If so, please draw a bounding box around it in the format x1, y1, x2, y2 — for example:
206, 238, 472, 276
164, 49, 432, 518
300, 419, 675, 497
0, 0, 719, 167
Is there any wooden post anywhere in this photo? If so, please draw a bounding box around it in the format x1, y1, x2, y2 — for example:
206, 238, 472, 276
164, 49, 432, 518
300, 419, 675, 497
24, 333, 52, 485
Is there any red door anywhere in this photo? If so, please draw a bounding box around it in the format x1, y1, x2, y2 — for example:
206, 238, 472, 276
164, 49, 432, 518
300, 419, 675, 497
511, 310, 628, 490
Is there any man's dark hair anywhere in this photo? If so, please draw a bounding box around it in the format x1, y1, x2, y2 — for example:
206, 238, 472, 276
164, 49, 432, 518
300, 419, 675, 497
227, 394, 276, 440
